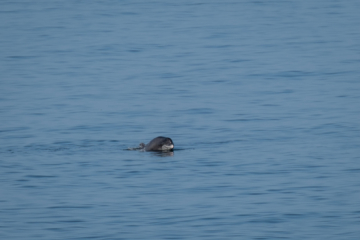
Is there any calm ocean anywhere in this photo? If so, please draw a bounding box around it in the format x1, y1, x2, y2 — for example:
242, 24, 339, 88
1, 0, 360, 239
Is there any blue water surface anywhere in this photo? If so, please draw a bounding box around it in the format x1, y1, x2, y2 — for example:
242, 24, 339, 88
1, 0, 360, 239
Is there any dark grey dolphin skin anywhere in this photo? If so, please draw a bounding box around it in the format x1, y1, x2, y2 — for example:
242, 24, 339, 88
139, 136, 174, 152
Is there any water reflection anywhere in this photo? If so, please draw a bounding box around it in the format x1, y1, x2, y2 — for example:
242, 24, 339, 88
150, 151, 174, 157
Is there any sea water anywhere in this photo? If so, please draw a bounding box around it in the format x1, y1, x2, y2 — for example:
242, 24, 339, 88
1, 1, 360, 239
